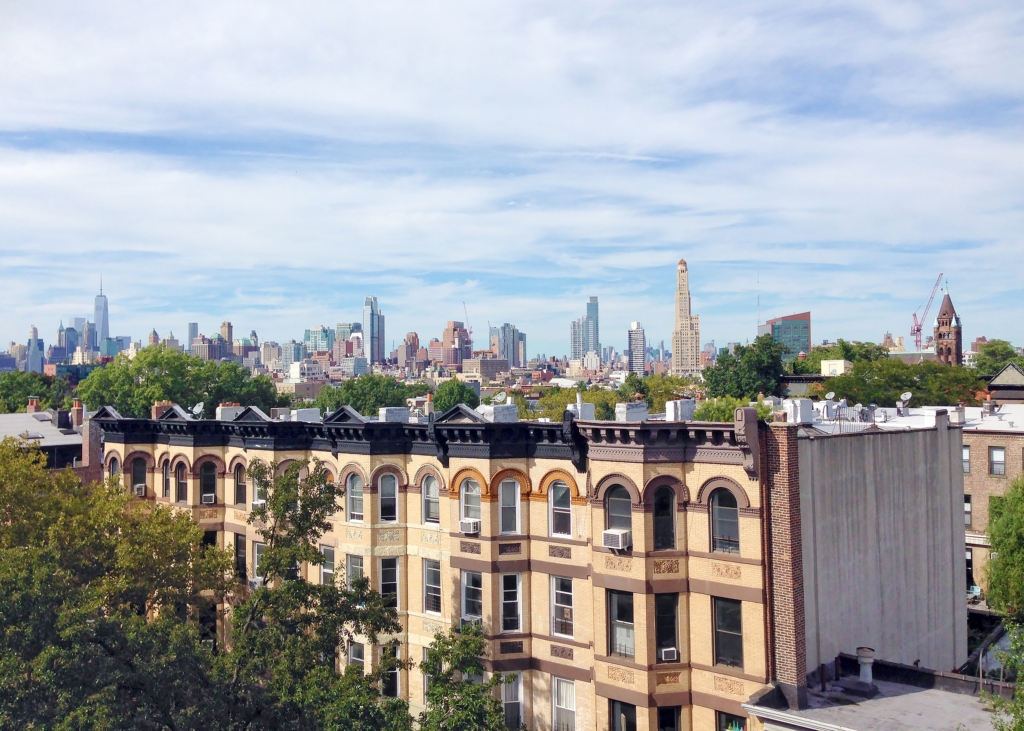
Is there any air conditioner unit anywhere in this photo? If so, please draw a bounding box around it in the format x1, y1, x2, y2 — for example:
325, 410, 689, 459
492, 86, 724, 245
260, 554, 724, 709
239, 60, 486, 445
602, 528, 632, 550
251, 500, 265, 512
248, 577, 265, 591
659, 647, 678, 662
133, 483, 146, 497
460, 518, 481, 535
201, 493, 216, 505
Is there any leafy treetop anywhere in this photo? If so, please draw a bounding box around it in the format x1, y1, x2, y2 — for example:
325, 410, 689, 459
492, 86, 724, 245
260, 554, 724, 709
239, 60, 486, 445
314, 375, 431, 417
702, 334, 790, 399
809, 359, 984, 407
432, 379, 480, 412
973, 340, 1024, 376
0, 370, 73, 413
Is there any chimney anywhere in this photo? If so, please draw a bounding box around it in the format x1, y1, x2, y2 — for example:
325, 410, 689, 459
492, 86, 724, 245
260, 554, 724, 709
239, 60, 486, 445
983, 400, 997, 416
71, 399, 84, 428
151, 400, 174, 419
26, 395, 40, 414
425, 393, 434, 416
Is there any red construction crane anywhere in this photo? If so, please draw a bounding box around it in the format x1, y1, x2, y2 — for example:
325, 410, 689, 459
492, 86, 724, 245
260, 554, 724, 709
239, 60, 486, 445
911, 273, 943, 351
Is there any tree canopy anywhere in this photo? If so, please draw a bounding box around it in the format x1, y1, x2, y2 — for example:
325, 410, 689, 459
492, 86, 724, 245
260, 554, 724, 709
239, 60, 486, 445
702, 334, 789, 399
0, 370, 73, 413
693, 396, 773, 422
810, 359, 984, 407
973, 339, 1024, 376
433, 379, 480, 413
75, 345, 289, 419
314, 375, 431, 417
789, 339, 890, 375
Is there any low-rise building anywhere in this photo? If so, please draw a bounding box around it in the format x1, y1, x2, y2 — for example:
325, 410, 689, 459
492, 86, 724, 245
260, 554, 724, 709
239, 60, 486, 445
463, 357, 509, 384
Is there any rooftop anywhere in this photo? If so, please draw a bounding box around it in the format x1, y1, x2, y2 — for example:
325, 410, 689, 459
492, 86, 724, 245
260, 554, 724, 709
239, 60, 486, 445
0, 410, 83, 447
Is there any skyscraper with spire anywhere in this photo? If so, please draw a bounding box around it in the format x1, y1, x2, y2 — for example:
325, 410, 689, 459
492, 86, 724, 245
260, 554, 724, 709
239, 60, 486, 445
94, 278, 109, 344
670, 259, 701, 376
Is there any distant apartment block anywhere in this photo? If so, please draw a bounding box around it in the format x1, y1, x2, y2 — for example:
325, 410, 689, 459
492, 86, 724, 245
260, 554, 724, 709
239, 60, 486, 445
757, 312, 811, 361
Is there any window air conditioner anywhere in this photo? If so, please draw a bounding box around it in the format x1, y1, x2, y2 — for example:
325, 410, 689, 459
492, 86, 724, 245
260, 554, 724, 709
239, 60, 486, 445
201, 493, 216, 505
602, 528, 632, 550
133, 483, 146, 497
460, 518, 481, 535
659, 647, 678, 662
251, 499, 265, 512
248, 577, 265, 591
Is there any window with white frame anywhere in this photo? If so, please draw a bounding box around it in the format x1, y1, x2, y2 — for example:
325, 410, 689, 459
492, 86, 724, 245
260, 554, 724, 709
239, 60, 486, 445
321, 546, 335, 585
423, 474, 440, 524
347, 472, 364, 521
550, 481, 572, 537
424, 559, 442, 614
462, 570, 483, 620
553, 677, 576, 731
503, 672, 522, 729
347, 554, 363, 587
381, 557, 398, 608
462, 479, 481, 521
963, 445, 971, 474
991, 447, 1006, 475
253, 542, 266, 584
607, 590, 635, 658
501, 573, 521, 632
500, 479, 520, 534
348, 642, 364, 673
380, 473, 398, 522
162, 462, 171, 498
551, 576, 573, 637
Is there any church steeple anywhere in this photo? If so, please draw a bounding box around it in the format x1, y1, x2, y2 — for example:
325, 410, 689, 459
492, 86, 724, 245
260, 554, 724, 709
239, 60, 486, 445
933, 288, 962, 365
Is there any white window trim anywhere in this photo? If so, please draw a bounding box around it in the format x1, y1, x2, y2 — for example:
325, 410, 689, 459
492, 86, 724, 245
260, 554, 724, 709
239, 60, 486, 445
380, 557, 399, 606
423, 475, 440, 524
347, 554, 364, 588
347, 474, 364, 523
501, 572, 521, 633
499, 479, 520, 534
253, 542, 266, 581
461, 479, 481, 521
503, 671, 523, 727
549, 481, 572, 537
551, 575, 574, 639
379, 473, 398, 523
553, 676, 576, 731
461, 570, 483, 620
424, 558, 442, 615
321, 546, 335, 585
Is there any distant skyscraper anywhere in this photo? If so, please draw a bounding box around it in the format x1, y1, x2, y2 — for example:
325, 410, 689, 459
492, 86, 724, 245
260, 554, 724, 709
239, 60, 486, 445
498, 323, 526, 368
94, 280, 109, 344
336, 322, 361, 344
442, 321, 472, 366
26, 326, 44, 373
757, 312, 811, 362
220, 321, 233, 346
585, 296, 600, 357
670, 259, 701, 376
304, 325, 335, 353
363, 297, 385, 364
628, 322, 646, 375
187, 323, 198, 353
570, 316, 587, 360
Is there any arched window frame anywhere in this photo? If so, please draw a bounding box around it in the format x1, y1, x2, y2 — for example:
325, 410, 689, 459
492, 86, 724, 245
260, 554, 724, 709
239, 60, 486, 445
499, 478, 520, 534
549, 481, 572, 537
379, 473, 398, 523
605, 485, 632, 531
199, 462, 217, 504
652, 486, 676, 551
109, 457, 120, 479
710, 488, 740, 554
162, 462, 171, 498
422, 474, 440, 524
234, 464, 246, 506
131, 458, 147, 495
347, 472, 364, 522
461, 478, 482, 521
175, 463, 187, 502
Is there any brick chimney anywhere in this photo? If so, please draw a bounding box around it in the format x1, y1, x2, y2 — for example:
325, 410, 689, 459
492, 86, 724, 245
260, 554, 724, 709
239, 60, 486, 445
151, 400, 174, 419
26, 395, 40, 414
71, 399, 84, 428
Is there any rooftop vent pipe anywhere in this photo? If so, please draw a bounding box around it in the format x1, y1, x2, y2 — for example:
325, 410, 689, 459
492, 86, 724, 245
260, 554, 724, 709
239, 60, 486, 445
857, 647, 875, 685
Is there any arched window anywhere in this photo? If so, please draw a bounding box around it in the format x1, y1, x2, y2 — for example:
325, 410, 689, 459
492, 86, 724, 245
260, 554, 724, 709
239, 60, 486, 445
109, 457, 120, 479
461, 479, 481, 521
423, 475, 440, 524
549, 481, 572, 537
499, 479, 519, 534
380, 474, 398, 522
606, 486, 632, 531
711, 489, 740, 554
234, 465, 246, 505
131, 458, 147, 494
200, 462, 217, 504
175, 463, 187, 502
653, 487, 675, 550
162, 462, 171, 498
347, 473, 364, 522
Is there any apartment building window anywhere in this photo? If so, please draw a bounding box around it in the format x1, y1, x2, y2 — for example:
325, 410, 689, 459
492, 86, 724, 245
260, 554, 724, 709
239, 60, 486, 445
347, 473, 364, 522
253, 542, 266, 586
657, 707, 681, 731
235, 533, 247, 582
963, 445, 971, 474
234, 464, 246, 505
175, 463, 187, 502
321, 546, 335, 585
162, 462, 171, 498
716, 711, 746, 731
964, 495, 972, 528
991, 447, 1006, 475
610, 700, 637, 731
381, 557, 398, 608
607, 590, 635, 658
462, 479, 482, 521
424, 559, 442, 614
200, 462, 217, 504
462, 570, 483, 620
550, 481, 572, 536
553, 677, 576, 731
109, 457, 119, 478
713, 597, 744, 669
382, 646, 399, 697
966, 548, 975, 590
711, 489, 740, 554
552, 577, 574, 637
131, 458, 147, 494
422, 646, 431, 694
655, 593, 678, 662
348, 642, 364, 673
653, 487, 676, 550
500, 479, 520, 534
606, 486, 632, 531
379, 473, 398, 522
423, 475, 440, 524
503, 672, 522, 729
347, 555, 364, 587
501, 573, 521, 632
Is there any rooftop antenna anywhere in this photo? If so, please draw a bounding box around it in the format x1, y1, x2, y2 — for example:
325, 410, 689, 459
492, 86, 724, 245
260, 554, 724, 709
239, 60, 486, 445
100, 274, 103, 296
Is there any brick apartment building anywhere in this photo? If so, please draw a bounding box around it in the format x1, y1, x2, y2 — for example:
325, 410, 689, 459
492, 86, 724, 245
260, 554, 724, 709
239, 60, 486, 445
95, 401, 965, 731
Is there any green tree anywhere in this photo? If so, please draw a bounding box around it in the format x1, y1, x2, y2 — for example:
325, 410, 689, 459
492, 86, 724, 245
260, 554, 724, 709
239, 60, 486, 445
703, 334, 789, 399
790, 339, 890, 375
418, 624, 510, 731
0, 371, 73, 413
314, 375, 430, 417
819, 359, 984, 407
693, 397, 773, 422
642, 374, 697, 413
433, 379, 480, 412
75, 345, 288, 419
533, 384, 628, 421
974, 340, 1024, 376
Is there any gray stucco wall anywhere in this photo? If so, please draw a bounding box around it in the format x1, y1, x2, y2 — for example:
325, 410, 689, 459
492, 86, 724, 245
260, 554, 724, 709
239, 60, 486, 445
799, 413, 967, 674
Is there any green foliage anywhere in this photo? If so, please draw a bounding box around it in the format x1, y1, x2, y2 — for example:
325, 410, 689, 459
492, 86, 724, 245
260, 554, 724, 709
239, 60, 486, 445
418, 624, 511, 731
789, 339, 890, 375
433, 379, 480, 412
642, 374, 698, 413
533, 384, 628, 421
693, 397, 773, 422
75, 344, 289, 419
986, 476, 1024, 617
817, 359, 984, 407
0, 370, 73, 413
314, 375, 430, 417
974, 340, 1024, 376
703, 334, 789, 399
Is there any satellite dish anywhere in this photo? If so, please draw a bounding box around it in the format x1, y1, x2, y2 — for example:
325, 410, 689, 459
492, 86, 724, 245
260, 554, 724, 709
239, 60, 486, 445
825, 392, 836, 400
493, 391, 507, 405
192, 402, 205, 416
854, 403, 863, 410
901, 392, 913, 402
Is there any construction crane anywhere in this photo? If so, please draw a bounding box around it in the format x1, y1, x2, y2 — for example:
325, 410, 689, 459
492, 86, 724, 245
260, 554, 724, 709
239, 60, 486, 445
462, 302, 473, 348
911, 273, 943, 351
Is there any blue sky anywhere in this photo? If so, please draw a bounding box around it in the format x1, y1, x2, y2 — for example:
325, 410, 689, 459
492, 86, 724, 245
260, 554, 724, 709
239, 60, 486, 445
1, 1, 1022, 358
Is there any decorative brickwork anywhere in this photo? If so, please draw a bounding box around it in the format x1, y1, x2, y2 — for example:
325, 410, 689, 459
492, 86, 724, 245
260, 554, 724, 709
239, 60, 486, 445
346, 528, 363, 540
421, 531, 440, 544
377, 529, 400, 542
604, 556, 631, 572
460, 540, 481, 554
657, 672, 681, 686
606, 666, 634, 684
500, 641, 524, 654
499, 543, 522, 555
549, 545, 571, 559
653, 559, 679, 574
711, 562, 741, 580
423, 619, 445, 635
714, 676, 744, 695
550, 645, 574, 660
